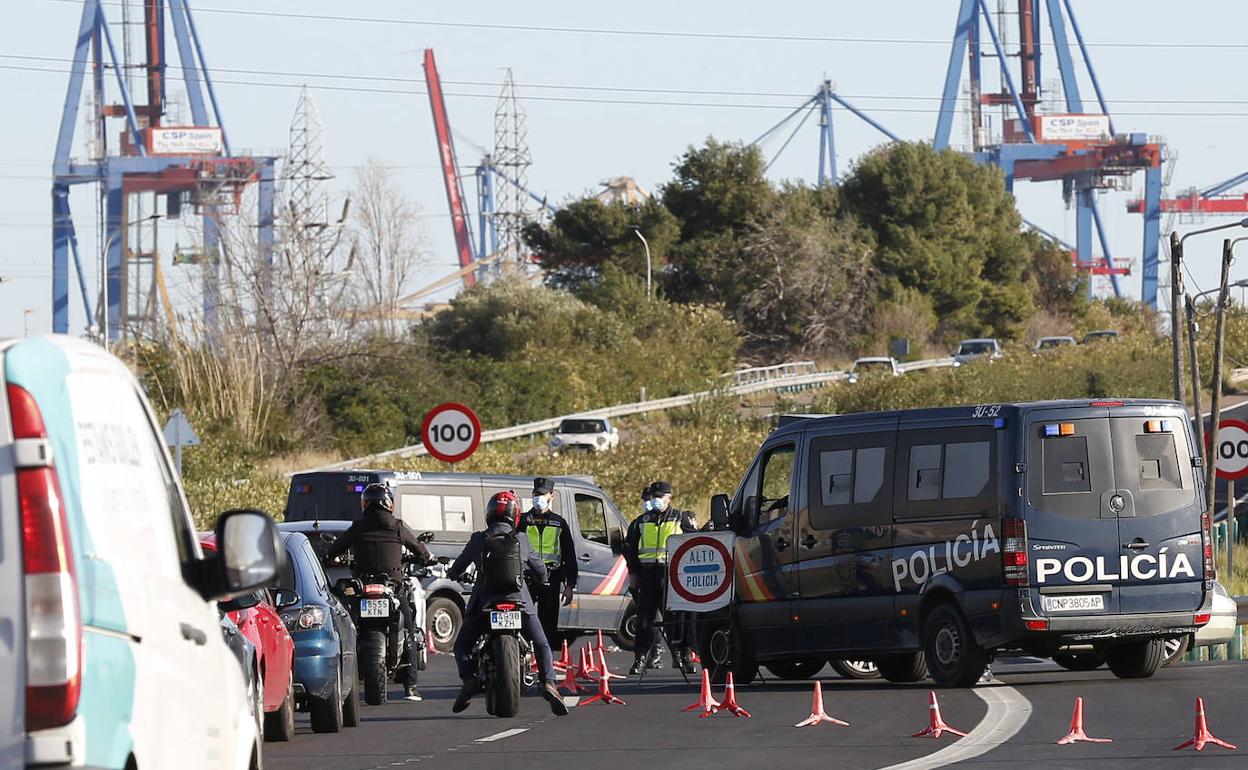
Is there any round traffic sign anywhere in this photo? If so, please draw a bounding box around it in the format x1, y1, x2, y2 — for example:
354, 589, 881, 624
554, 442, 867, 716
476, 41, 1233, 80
1211, 418, 1248, 481
420, 403, 481, 464
667, 536, 733, 604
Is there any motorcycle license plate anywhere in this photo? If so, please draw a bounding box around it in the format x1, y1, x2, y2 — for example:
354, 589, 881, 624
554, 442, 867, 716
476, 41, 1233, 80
360, 598, 390, 618
490, 610, 521, 630
1041, 594, 1104, 613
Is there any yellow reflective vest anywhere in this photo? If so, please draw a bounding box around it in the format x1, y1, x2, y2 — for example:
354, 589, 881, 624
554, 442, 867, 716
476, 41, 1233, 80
638, 518, 682, 564
525, 521, 561, 565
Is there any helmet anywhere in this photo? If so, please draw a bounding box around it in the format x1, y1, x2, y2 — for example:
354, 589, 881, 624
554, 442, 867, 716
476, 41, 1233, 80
486, 490, 521, 528
361, 482, 394, 512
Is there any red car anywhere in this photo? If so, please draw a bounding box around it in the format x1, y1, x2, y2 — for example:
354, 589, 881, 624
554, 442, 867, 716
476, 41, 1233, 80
201, 534, 298, 742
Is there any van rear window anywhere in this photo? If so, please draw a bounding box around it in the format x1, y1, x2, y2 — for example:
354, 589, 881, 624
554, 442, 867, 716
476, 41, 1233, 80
1042, 436, 1092, 494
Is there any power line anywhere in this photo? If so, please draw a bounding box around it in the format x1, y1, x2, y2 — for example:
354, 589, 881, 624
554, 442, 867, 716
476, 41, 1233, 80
36, 0, 1248, 51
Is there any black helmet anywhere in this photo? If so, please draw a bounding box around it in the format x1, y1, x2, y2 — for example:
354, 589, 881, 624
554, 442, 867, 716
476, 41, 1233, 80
361, 482, 394, 512
486, 490, 521, 528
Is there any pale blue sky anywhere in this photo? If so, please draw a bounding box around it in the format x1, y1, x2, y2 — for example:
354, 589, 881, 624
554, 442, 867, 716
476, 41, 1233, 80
3, 0, 1247, 337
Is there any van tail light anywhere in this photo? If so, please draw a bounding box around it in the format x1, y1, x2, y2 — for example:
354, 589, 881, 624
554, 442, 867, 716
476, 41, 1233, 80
1194, 612, 1211, 626
1201, 512, 1216, 581
1002, 518, 1029, 587
9, 384, 81, 732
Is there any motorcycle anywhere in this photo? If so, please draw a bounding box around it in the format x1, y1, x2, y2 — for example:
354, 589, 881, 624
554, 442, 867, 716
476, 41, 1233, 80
334, 532, 440, 705
472, 597, 538, 718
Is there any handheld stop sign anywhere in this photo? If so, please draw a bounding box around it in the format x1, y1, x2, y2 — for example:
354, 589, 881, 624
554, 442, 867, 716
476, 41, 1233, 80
420, 402, 482, 464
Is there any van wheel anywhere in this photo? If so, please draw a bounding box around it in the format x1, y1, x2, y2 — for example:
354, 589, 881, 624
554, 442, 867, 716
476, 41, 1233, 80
876, 653, 927, 683
612, 603, 637, 652
698, 620, 758, 686
1105, 639, 1164, 679
922, 604, 986, 688
428, 597, 462, 650
309, 663, 344, 733
764, 658, 825, 680
1052, 652, 1105, 671
830, 659, 880, 680
263, 670, 296, 742
1160, 635, 1190, 667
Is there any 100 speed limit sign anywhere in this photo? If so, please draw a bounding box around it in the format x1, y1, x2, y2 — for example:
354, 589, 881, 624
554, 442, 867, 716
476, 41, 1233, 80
420, 403, 482, 464
1213, 418, 1248, 481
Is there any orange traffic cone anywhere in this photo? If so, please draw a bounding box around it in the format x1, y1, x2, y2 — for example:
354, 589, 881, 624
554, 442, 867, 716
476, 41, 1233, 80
425, 625, 442, 656
597, 648, 624, 681
682, 668, 721, 717
912, 691, 966, 739
719, 672, 751, 718
558, 656, 588, 695
1056, 697, 1111, 745
580, 644, 600, 679
795, 681, 848, 727
581, 665, 627, 705
554, 640, 572, 672
1174, 698, 1237, 751
596, 629, 607, 655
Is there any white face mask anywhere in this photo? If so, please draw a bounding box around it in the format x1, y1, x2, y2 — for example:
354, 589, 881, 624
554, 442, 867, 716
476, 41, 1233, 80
534, 494, 551, 512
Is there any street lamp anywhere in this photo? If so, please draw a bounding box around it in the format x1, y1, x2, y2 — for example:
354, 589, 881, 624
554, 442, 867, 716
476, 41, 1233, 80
633, 224, 653, 300
1192, 278, 1248, 302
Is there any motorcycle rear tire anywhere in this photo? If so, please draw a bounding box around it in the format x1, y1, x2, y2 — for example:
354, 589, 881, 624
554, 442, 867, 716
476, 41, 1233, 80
362, 630, 388, 706
491, 635, 522, 718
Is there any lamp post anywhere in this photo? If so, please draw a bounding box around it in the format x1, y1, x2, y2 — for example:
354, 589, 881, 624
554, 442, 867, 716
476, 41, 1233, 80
1170, 218, 1248, 405
633, 224, 653, 300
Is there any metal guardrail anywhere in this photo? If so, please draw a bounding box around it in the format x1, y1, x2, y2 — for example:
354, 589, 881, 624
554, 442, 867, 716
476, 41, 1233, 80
304, 356, 955, 473
722, 361, 818, 387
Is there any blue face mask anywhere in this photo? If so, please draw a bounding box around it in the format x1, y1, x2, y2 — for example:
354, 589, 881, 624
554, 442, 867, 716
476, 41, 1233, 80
643, 499, 653, 512
534, 495, 551, 512
652, 497, 668, 513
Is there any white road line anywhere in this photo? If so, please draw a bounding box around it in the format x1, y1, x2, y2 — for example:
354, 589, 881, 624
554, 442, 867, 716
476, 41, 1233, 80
475, 728, 529, 743
878, 684, 1032, 770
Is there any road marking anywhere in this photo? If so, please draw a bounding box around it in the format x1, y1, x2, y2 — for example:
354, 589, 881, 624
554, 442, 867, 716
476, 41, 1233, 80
475, 728, 528, 743
879, 684, 1031, 770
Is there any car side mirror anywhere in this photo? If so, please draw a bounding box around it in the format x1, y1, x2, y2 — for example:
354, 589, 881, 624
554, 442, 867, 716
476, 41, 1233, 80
272, 588, 301, 609
608, 528, 624, 554
199, 509, 284, 601
710, 494, 731, 531
220, 591, 261, 613
418, 531, 436, 543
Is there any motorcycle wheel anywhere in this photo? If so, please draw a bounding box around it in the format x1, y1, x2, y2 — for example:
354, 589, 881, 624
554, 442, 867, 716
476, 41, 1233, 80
491, 635, 522, 718
362, 630, 388, 706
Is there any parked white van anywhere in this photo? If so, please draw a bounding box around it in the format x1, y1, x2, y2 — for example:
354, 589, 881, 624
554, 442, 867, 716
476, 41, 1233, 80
1, 336, 282, 769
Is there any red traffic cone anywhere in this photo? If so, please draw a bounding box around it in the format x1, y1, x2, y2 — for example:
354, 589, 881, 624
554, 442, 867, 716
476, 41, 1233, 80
555, 640, 572, 672
596, 629, 607, 655
689, 650, 702, 665
795, 681, 848, 727
425, 625, 442, 656
581, 644, 600, 679
682, 668, 721, 717
1056, 697, 1111, 745
912, 691, 966, 739
1174, 697, 1237, 751
719, 672, 751, 718
597, 648, 624, 681
558, 657, 588, 695
581, 665, 627, 705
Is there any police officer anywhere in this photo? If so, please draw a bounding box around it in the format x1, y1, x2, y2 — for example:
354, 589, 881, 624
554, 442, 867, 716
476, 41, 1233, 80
326, 482, 433, 701
623, 480, 698, 675
519, 477, 577, 648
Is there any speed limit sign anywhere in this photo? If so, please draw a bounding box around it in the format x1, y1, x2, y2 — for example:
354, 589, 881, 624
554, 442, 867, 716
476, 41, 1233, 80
420, 403, 482, 464
1212, 419, 1248, 481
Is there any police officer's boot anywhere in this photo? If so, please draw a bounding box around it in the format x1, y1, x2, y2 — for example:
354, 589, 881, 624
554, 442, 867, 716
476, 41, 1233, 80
649, 644, 663, 669
628, 656, 645, 675
452, 676, 476, 713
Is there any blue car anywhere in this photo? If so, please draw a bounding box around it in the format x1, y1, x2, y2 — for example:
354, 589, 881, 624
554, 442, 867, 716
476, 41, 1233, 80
274, 531, 359, 733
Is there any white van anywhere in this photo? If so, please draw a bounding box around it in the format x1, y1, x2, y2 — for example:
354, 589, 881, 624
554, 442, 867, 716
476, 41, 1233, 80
1, 336, 282, 769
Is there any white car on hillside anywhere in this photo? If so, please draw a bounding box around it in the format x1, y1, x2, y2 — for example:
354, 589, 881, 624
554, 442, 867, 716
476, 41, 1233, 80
847, 356, 901, 384
549, 417, 619, 454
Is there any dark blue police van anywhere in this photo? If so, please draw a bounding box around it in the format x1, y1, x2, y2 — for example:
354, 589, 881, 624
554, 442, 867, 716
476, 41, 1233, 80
703, 399, 1215, 687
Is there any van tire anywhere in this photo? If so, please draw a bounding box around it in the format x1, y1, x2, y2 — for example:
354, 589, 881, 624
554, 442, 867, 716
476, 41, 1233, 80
698, 619, 758, 686
613, 603, 638, 652
1052, 652, 1105, 671
427, 597, 463, 650
309, 664, 344, 733
1105, 639, 1165, 679
342, 672, 360, 728
263, 670, 296, 742
876, 653, 927, 683
764, 658, 825, 680
922, 604, 987, 688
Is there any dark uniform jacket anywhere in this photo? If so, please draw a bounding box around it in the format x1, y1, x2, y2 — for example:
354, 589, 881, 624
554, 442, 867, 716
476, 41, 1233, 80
326, 504, 432, 581
448, 521, 548, 616
518, 509, 578, 587
622, 507, 698, 574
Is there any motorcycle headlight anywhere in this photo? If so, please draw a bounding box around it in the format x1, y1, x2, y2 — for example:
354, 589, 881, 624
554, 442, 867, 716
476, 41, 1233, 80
280, 605, 327, 633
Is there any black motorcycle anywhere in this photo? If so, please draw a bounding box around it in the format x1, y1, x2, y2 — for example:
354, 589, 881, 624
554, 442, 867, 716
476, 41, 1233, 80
471, 597, 537, 718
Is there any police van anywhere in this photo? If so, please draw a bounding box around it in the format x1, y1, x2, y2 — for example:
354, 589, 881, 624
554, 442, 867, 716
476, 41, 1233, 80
704, 399, 1214, 687
285, 471, 635, 650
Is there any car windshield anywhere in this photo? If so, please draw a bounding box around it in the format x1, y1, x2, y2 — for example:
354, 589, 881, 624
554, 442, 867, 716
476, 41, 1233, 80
958, 342, 995, 355
559, 419, 607, 434
1037, 338, 1070, 349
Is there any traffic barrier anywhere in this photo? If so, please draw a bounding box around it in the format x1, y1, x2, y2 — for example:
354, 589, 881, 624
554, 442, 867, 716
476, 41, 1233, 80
597, 648, 624, 681
582, 664, 627, 705
794, 681, 848, 727
912, 691, 966, 739
682, 669, 721, 718
719, 673, 751, 718
1173, 697, 1237, 751
1056, 697, 1111, 745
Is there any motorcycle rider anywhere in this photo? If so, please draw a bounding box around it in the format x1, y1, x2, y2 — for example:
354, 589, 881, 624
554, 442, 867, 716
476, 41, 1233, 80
447, 491, 569, 717
518, 477, 577, 648
326, 482, 433, 701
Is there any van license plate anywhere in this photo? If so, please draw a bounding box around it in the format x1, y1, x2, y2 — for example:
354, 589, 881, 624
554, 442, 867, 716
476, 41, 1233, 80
360, 598, 390, 618
490, 611, 521, 630
1042, 594, 1104, 612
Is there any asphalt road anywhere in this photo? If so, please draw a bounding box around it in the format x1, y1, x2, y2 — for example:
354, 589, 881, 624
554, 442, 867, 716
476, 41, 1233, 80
263, 646, 1248, 770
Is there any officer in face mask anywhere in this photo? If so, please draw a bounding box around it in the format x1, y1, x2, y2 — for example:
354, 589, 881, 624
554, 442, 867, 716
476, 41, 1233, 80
518, 477, 577, 648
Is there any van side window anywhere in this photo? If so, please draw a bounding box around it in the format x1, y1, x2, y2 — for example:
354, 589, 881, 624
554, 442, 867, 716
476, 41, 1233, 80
398, 491, 474, 538
746, 444, 796, 527
809, 436, 891, 529
908, 444, 942, 501
575, 494, 609, 546
944, 442, 990, 499
897, 428, 997, 518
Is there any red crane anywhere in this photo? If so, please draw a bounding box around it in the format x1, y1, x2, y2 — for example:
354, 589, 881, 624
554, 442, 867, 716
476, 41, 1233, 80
422, 49, 476, 287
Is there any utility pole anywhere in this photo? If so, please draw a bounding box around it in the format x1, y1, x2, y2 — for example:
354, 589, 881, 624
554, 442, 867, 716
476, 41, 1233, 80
1169, 231, 1185, 404
1185, 295, 1205, 472
1206, 239, 1233, 511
